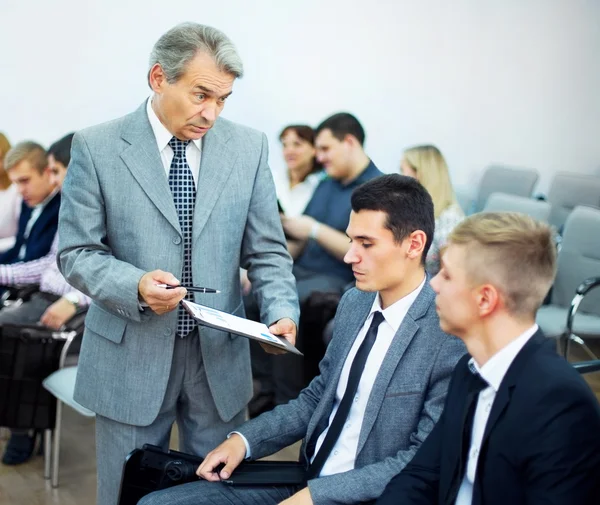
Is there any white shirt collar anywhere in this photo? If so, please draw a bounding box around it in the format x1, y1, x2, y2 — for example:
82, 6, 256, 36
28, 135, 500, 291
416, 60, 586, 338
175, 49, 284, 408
470, 324, 538, 392
35, 187, 59, 210
146, 97, 202, 153
369, 275, 427, 333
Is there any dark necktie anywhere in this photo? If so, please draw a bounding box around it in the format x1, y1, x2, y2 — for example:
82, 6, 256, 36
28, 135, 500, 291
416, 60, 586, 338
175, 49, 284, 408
168, 137, 196, 337
447, 367, 489, 503
307, 311, 385, 479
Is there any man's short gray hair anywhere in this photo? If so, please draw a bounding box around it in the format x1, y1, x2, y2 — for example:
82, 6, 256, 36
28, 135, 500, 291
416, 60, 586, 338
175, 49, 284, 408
148, 23, 244, 87
5, 141, 47, 174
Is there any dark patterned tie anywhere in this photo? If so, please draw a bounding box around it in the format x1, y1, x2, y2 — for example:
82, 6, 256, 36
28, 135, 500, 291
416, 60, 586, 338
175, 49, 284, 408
447, 366, 489, 503
168, 137, 196, 337
307, 311, 385, 479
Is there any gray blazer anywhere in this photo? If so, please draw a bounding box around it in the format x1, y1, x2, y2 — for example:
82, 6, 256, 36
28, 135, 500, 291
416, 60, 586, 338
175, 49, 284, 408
239, 283, 465, 504
57, 102, 299, 426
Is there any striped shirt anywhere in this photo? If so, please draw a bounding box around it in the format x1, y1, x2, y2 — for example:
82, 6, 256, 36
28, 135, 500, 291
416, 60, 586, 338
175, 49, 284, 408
0, 234, 90, 306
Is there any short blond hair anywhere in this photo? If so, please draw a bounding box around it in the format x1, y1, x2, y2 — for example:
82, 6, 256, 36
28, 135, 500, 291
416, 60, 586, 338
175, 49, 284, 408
402, 145, 457, 219
4, 141, 47, 174
449, 212, 556, 318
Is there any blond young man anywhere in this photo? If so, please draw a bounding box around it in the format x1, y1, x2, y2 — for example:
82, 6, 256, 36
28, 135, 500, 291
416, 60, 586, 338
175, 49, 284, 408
377, 212, 600, 505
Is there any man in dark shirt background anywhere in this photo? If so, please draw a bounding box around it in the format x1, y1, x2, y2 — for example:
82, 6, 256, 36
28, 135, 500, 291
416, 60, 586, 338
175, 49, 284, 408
283, 112, 383, 291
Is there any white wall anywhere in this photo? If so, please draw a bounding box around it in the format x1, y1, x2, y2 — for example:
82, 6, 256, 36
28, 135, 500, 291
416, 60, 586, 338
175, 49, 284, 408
2, 0, 599, 197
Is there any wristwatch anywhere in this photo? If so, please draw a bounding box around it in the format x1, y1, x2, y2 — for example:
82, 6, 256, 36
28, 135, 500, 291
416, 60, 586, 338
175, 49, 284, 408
64, 292, 80, 308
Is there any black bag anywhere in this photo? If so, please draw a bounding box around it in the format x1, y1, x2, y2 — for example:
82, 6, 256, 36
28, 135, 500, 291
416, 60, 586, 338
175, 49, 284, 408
118, 444, 306, 505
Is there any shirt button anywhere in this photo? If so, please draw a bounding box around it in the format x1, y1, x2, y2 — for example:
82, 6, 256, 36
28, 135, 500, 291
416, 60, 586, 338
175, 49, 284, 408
345, 423, 351, 429
164, 328, 172, 336
173, 236, 182, 245
333, 450, 339, 456
354, 396, 359, 402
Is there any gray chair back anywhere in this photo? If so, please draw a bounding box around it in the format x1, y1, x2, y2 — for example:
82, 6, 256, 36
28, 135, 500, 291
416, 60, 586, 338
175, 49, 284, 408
483, 192, 551, 222
552, 206, 600, 316
475, 165, 539, 212
547, 172, 600, 232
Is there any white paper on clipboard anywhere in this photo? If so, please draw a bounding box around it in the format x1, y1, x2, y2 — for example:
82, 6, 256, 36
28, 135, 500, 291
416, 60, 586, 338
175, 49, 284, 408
181, 300, 302, 355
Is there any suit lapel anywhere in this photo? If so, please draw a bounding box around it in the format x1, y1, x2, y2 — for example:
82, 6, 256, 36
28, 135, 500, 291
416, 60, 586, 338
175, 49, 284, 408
119, 102, 180, 234
304, 292, 375, 459
479, 331, 546, 445
356, 282, 435, 455
30, 191, 60, 235
192, 120, 237, 244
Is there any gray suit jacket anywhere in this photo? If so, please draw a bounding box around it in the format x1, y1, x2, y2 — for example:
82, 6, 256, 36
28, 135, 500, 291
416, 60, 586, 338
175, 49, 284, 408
58, 102, 299, 426
238, 283, 465, 505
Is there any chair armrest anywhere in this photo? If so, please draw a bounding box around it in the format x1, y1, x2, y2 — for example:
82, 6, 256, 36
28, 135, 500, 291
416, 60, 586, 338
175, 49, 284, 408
566, 276, 600, 334
576, 277, 600, 296
1, 284, 40, 306
572, 360, 600, 375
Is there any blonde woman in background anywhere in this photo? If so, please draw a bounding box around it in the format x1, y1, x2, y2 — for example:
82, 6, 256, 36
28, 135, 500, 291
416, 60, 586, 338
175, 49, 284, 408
0, 133, 21, 253
401, 144, 464, 275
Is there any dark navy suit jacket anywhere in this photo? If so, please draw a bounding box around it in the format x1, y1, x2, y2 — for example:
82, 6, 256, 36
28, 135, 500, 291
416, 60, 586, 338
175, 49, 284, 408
377, 331, 600, 505
0, 191, 61, 265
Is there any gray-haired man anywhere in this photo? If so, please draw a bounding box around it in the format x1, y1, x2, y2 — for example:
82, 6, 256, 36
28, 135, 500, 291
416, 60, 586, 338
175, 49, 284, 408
58, 23, 299, 505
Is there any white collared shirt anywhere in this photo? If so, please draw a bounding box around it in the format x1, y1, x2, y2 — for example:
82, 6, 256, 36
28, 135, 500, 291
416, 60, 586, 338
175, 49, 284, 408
455, 324, 539, 505
18, 188, 59, 260
313, 276, 426, 477
146, 97, 202, 187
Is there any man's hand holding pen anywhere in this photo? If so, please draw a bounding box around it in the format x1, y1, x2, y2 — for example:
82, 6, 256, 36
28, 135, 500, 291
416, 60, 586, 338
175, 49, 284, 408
138, 270, 187, 315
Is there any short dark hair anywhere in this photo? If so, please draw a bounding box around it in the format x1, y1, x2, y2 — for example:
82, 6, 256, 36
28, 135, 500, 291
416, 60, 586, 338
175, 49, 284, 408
351, 174, 435, 264
48, 133, 75, 168
316, 112, 365, 146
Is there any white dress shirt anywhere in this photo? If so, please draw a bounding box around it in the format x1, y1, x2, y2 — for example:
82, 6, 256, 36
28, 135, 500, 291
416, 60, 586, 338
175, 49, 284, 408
455, 324, 539, 505
273, 169, 323, 217
146, 97, 202, 186
313, 277, 426, 476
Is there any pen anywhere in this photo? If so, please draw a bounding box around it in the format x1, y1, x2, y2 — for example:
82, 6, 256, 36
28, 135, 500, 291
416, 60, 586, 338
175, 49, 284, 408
155, 283, 220, 294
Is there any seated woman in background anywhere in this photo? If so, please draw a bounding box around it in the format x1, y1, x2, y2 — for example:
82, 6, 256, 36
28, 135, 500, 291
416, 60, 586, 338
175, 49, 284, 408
274, 124, 323, 217
401, 144, 464, 275
0, 132, 21, 253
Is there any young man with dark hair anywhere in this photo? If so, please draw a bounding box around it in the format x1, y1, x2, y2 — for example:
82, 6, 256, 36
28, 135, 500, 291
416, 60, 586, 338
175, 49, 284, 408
377, 212, 600, 505
283, 112, 381, 286
139, 174, 465, 505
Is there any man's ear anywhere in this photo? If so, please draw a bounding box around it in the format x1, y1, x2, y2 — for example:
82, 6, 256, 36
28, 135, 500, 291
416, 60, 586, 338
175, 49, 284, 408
477, 284, 500, 317
148, 63, 166, 92
343, 133, 358, 148
406, 230, 427, 260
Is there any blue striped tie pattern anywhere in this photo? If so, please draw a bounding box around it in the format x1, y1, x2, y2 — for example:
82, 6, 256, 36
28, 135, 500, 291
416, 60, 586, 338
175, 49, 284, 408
168, 137, 197, 337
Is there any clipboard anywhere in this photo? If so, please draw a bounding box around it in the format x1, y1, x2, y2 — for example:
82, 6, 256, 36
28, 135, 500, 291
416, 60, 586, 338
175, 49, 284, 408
181, 300, 303, 356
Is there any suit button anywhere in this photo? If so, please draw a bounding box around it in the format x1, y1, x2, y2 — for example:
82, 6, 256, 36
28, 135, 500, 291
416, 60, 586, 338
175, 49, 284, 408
173, 236, 182, 245
164, 328, 172, 336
